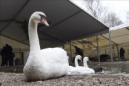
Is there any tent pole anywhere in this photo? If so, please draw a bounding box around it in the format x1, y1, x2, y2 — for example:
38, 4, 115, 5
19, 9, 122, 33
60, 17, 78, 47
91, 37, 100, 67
82, 43, 85, 57
96, 35, 100, 65
62, 44, 65, 49
69, 41, 73, 63
109, 29, 113, 62
70, 41, 72, 57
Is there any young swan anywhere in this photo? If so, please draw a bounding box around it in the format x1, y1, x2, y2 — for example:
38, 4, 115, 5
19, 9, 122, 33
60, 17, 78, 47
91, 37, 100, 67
75, 55, 82, 67
67, 55, 84, 75
67, 55, 94, 75
23, 11, 69, 81
83, 57, 95, 74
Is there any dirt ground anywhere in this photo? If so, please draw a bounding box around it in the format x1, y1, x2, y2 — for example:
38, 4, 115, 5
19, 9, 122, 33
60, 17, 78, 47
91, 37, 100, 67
0, 72, 129, 86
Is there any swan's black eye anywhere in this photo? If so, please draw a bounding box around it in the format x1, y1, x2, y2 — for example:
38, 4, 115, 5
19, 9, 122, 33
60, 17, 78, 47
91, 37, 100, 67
39, 14, 45, 19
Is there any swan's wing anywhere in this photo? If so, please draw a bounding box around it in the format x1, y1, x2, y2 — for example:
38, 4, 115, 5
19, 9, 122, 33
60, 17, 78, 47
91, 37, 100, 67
67, 66, 83, 75
84, 68, 95, 74
76, 66, 95, 74
40, 48, 69, 64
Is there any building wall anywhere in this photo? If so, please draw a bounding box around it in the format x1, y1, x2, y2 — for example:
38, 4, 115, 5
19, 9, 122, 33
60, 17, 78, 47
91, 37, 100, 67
0, 36, 29, 49
119, 42, 129, 60
83, 42, 129, 61
64, 41, 129, 62
0, 36, 29, 65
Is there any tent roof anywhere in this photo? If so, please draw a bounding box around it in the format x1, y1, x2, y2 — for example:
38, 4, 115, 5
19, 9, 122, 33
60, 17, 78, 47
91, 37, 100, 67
72, 23, 129, 50
104, 23, 129, 44
0, 0, 109, 47
110, 23, 129, 31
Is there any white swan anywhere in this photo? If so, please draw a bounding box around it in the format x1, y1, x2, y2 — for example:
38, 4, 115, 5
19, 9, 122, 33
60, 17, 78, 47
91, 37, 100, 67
75, 55, 82, 67
66, 55, 83, 75
74, 55, 95, 74
83, 57, 95, 74
23, 11, 69, 81
67, 55, 93, 75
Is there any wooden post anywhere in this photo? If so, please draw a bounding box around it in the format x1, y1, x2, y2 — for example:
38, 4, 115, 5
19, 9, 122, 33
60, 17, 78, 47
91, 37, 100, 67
109, 29, 113, 62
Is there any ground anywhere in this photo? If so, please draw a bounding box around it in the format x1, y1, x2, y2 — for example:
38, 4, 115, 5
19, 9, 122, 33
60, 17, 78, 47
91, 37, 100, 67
0, 72, 129, 86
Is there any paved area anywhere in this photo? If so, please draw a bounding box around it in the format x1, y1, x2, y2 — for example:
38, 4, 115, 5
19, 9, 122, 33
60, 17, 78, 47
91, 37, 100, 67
0, 72, 129, 86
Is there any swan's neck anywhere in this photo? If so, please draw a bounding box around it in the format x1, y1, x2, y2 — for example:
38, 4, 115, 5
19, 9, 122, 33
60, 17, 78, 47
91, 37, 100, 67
83, 59, 88, 67
75, 57, 79, 67
28, 20, 40, 51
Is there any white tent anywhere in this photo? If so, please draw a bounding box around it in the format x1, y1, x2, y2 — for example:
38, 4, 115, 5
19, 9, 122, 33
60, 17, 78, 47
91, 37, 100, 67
0, 0, 109, 48
68, 23, 129, 60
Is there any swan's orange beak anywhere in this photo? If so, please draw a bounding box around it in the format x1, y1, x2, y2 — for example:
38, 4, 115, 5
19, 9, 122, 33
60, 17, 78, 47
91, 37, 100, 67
41, 18, 49, 27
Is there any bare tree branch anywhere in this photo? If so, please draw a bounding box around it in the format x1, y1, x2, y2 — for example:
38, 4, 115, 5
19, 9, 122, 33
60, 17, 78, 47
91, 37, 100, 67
104, 12, 123, 27
85, 0, 123, 27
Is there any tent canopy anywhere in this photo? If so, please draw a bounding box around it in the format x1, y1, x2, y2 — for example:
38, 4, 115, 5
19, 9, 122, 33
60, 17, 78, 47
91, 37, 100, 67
0, 0, 109, 47
72, 23, 129, 50
104, 23, 129, 44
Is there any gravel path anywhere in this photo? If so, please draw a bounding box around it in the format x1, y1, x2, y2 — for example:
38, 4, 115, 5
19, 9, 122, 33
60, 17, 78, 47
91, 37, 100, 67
0, 72, 129, 86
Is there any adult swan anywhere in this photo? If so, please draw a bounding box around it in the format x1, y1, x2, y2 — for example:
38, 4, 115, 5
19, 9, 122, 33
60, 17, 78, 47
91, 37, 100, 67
23, 11, 69, 81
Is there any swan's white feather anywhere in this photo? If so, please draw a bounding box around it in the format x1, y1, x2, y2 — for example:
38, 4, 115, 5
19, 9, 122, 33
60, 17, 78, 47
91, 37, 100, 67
83, 57, 95, 74
23, 12, 69, 81
67, 66, 94, 75
24, 48, 69, 80
67, 55, 95, 75
23, 11, 94, 81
